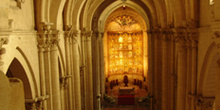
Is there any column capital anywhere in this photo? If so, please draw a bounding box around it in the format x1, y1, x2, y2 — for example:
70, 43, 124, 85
81, 28, 93, 38
37, 24, 60, 50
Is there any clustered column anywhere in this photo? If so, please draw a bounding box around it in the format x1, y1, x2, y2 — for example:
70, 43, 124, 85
99, 32, 105, 102
154, 29, 163, 110
64, 26, 82, 110
149, 28, 198, 110
72, 30, 82, 110
173, 28, 198, 110
175, 29, 188, 110
37, 23, 61, 110
147, 30, 155, 110
161, 29, 172, 110
91, 31, 101, 110
81, 29, 94, 110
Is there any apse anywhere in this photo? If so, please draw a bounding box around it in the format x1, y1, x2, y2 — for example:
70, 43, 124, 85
103, 7, 148, 90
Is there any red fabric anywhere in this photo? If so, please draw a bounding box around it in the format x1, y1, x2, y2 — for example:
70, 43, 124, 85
118, 95, 135, 105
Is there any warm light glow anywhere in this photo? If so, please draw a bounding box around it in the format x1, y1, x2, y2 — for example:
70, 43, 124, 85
119, 37, 123, 42
107, 32, 143, 76
210, 0, 214, 5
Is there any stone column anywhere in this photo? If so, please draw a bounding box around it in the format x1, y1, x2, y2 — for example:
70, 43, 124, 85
64, 27, 71, 110
37, 23, 53, 110
175, 29, 187, 110
60, 78, 67, 110
86, 31, 94, 110
69, 35, 75, 110
81, 29, 94, 110
72, 30, 82, 110
50, 31, 62, 110
147, 30, 155, 110
99, 32, 105, 105
92, 31, 100, 110
215, 49, 220, 110
190, 31, 198, 110
154, 29, 162, 110
169, 31, 175, 110
44, 45, 53, 110
186, 39, 192, 110
162, 29, 171, 110
38, 45, 47, 110
80, 30, 87, 110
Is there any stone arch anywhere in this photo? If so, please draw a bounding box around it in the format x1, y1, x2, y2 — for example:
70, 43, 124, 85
6, 58, 33, 99
91, 0, 152, 32
49, 0, 66, 30
198, 42, 219, 95
202, 53, 219, 97
71, 0, 86, 30
104, 7, 147, 31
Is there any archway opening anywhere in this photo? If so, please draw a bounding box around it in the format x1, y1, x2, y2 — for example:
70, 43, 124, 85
6, 58, 33, 109
103, 6, 148, 99
6, 58, 32, 99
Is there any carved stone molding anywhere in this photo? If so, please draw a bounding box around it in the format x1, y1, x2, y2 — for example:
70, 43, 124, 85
60, 75, 71, 89
196, 96, 215, 109
172, 28, 187, 38
0, 37, 9, 66
25, 98, 45, 110
81, 29, 92, 38
173, 28, 198, 48
37, 22, 59, 50
162, 33, 172, 42
92, 31, 100, 39
64, 25, 72, 39
14, 0, 25, 9
80, 65, 86, 76
71, 29, 79, 37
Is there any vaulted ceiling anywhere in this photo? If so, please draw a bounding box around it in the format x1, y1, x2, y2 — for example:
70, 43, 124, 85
34, 0, 199, 31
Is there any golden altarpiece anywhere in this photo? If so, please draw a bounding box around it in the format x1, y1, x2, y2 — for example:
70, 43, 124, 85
107, 31, 143, 76
104, 12, 146, 86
